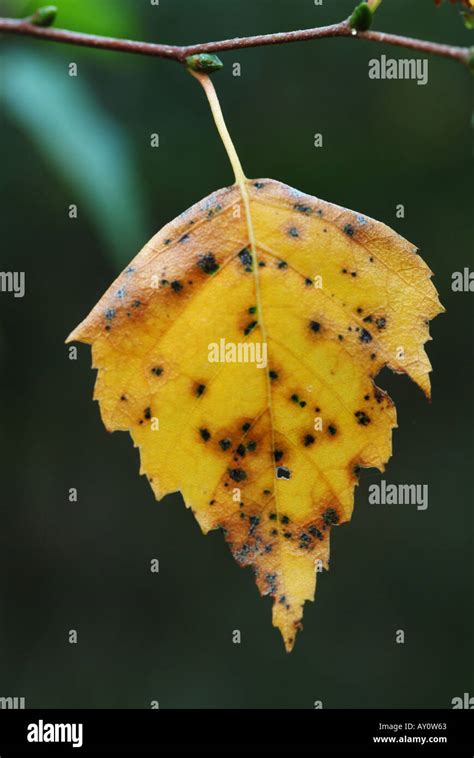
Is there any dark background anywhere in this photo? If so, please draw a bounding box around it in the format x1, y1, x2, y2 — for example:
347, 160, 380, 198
0, 0, 472, 708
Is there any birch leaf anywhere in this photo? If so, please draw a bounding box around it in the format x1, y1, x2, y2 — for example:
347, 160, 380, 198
67, 177, 443, 651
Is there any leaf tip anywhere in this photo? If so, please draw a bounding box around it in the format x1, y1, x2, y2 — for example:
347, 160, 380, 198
65, 322, 89, 345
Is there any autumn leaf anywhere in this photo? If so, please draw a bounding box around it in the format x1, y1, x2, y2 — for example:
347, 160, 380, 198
67, 74, 443, 651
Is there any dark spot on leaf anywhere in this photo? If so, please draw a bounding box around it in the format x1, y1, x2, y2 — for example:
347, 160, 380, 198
299, 533, 311, 549
294, 203, 312, 215
144, 407, 152, 420
343, 223, 354, 237
229, 467, 247, 482
244, 320, 258, 336
273, 449, 283, 462
242, 423, 251, 433
374, 387, 384, 403
310, 320, 321, 332
196, 383, 206, 397
200, 428, 211, 441
219, 438, 231, 451
276, 466, 291, 479
323, 508, 339, 526
171, 280, 183, 293
288, 227, 299, 238
269, 370, 279, 380
198, 253, 219, 274
235, 543, 251, 564
278, 260, 288, 269
238, 248, 253, 272
303, 434, 315, 447
249, 516, 260, 535
355, 410, 371, 426
360, 328, 373, 343
151, 367, 163, 376
264, 572, 277, 595
327, 424, 337, 436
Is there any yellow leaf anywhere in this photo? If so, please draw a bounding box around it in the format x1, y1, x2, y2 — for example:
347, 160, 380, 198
67, 176, 443, 650
67, 75, 443, 651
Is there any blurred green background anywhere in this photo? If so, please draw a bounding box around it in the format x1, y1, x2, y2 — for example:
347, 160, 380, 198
0, 0, 472, 708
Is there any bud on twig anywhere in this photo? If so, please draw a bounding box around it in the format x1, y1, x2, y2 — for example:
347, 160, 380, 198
185, 53, 223, 73
29, 5, 58, 27
349, 2, 373, 32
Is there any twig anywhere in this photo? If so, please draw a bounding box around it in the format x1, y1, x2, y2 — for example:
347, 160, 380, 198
0, 15, 470, 66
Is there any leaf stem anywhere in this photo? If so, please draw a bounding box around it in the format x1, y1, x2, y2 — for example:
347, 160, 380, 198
189, 71, 247, 186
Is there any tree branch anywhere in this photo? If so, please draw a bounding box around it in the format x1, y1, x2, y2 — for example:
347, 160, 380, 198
0, 14, 470, 66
